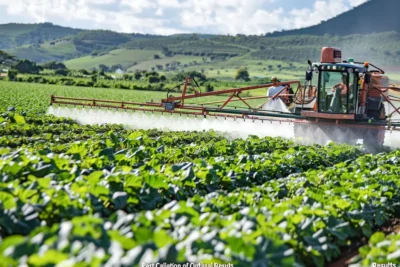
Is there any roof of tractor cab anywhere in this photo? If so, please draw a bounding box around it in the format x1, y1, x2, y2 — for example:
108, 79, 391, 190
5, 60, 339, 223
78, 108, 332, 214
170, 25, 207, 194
313, 62, 366, 72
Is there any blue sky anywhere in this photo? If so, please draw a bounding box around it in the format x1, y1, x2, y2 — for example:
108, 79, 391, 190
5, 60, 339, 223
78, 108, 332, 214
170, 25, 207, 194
0, 0, 368, 35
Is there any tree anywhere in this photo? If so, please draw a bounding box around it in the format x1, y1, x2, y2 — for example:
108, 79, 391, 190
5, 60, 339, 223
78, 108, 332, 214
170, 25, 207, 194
162, 47, 172, 57
42, 61, 67, 70
147, 75, 160, 83
205, 82, 214, 92
13, 60, 41, 74
134, 71, 142, 80
153, 54, 161, 59
234, 67, 250, 81
171, 71, 207, 83
98, 64, 109, 72
55, 69, 69, 76
7, 69, 18, 81
79, 69, 89, 75
91, 74, 97, 83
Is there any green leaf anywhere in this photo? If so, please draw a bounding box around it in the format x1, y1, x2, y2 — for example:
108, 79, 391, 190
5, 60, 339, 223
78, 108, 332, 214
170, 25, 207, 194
154, 230, 174, 248
0, 235, 25, 254
135, 227, 153, 244
144, 174, 168, 189
86, 171, 104, 183
112, 191, 128, 210
99, 147, 115, 160
108, 230, 136, 250
14, 114, 25, 125
28, 249, 68, 266
0, 192, 16, 209
125, 175, 143, 188
369, 232, 385, 245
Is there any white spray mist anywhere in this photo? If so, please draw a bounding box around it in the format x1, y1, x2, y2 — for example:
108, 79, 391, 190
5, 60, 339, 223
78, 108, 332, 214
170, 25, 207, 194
47, 106, 400, 149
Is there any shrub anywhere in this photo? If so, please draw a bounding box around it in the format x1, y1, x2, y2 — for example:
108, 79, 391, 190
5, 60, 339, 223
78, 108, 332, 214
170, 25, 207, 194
204, 82, 214, 92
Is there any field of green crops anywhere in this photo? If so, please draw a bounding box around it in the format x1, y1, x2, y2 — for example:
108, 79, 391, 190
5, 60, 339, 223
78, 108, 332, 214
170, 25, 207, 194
1, 81, 400, 266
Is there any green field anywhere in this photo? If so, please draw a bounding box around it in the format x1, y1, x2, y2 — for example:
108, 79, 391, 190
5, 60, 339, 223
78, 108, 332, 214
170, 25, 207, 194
0, 81, 170, 113
0, 81, 270, 114
1, 80, 400, 266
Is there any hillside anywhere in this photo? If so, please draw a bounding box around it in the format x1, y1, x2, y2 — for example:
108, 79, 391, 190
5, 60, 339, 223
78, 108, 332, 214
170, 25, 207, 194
268, 0, 400, 36
62, 32, 400, 79
0, 24, 157, 62
0, 22, 81, 49
1, 0, 400, 74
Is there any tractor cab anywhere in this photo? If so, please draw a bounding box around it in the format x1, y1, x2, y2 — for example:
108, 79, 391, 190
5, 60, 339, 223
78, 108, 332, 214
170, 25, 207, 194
300, 47, 386, 121
313, 62, 366, 115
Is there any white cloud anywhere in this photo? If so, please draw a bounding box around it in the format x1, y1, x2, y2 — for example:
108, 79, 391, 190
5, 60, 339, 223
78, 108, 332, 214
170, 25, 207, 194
0, 0, 371, 35
289, 0, 349, 29
155, 8, 163, 16
120, 0, 156, 14
348, 0, 368, 7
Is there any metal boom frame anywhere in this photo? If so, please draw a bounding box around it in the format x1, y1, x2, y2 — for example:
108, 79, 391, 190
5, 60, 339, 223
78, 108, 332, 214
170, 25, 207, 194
50, 76, 400, 131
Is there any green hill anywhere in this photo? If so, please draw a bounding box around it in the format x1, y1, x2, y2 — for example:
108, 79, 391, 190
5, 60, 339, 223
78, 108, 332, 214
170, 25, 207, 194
64, 32, 400, 73
0, 22, 81, 49
0, 24, 157, 62
1, 0, 400, 73
268, 0, 400, 36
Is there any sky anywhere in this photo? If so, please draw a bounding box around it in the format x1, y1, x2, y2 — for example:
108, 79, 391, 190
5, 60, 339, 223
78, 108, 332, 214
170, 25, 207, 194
0, 0, 369, 35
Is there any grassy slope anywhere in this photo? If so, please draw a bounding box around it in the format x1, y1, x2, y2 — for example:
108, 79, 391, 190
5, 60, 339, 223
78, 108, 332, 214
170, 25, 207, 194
8, 40, 77, 62
127, 54, 206, 72
65, 49, 158, 70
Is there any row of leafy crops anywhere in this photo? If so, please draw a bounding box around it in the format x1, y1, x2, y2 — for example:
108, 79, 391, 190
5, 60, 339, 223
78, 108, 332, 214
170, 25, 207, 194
349, 231, 400, 266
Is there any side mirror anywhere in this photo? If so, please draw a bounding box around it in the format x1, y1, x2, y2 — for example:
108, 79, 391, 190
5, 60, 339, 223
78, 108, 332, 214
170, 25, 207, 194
305, 71, 313, 81
364, 73, 371, 84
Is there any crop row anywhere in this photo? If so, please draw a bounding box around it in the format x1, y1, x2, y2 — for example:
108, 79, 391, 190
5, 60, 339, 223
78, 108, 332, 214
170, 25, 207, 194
349, 231, 400, 266
1, 150, 400, 266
